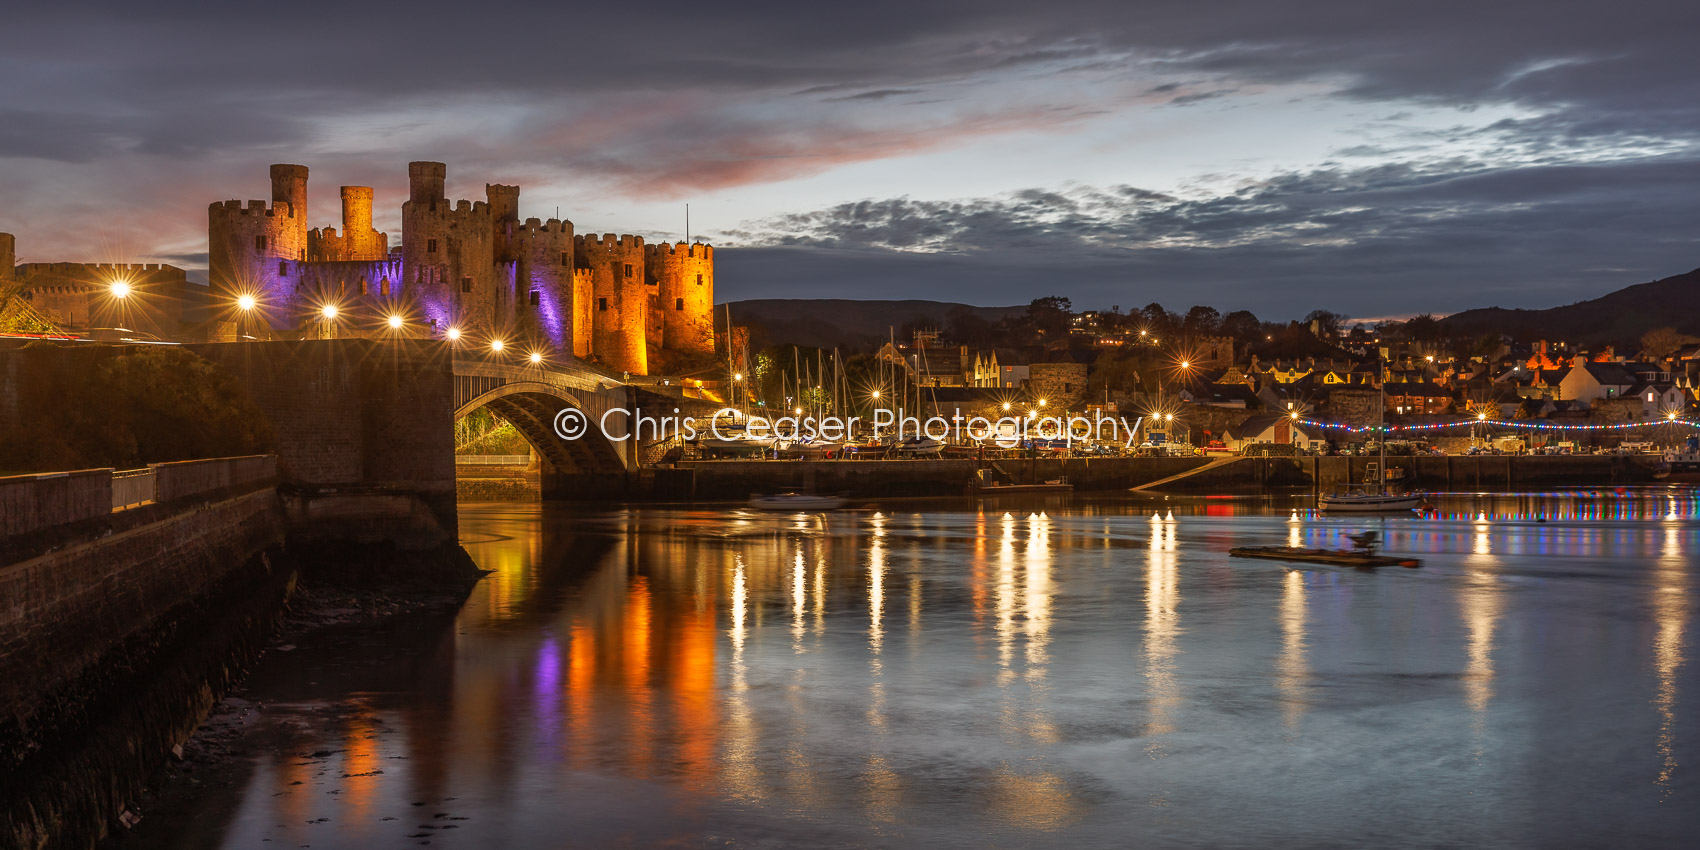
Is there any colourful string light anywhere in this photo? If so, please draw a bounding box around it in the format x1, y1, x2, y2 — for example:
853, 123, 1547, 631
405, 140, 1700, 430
1292, 416, 1699, 433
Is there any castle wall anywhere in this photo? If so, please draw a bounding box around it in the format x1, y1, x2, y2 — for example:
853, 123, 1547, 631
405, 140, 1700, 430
648, 242, 715, 357
14, 263, 189, 335
577, 233, 647, 375
288, 259, 405, 338
0, 232, 14, 279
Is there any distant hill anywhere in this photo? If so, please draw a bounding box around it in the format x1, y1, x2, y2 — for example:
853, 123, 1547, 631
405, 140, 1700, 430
720, 299, 1026, 350
1441, 267, 1700, 344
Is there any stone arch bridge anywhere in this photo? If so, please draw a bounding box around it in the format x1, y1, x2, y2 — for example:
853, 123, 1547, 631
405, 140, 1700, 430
183, 339, 719, 509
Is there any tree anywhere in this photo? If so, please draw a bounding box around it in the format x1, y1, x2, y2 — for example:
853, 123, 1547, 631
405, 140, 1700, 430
1140, 303, 1176, 337
1182, 305, 1221, 338
1304, 309, 1344, 341
1403, 313, 1442, 342
945, 306, 996, 347
1640, 326, 1694, 360
1220, 310, 1262, 343
1025, 296, 1073, 337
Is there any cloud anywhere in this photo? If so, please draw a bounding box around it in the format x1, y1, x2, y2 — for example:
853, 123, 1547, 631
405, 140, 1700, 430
1, 0, 1697, 318
823, 89, 925, 102
718, 154, 1700, 317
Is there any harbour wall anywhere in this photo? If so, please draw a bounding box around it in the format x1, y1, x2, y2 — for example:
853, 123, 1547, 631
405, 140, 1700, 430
1, 460, 290, 850
649, 454, 1659, 501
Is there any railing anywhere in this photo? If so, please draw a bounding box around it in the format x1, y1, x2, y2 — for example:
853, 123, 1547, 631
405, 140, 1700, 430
111, 468, 157, 510
455, 454, 531, 466
150, 455, 277, 503
1, 455, 279, 540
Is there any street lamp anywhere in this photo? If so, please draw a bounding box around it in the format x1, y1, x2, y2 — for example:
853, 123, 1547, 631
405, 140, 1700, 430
528, 351, 543, 364
387, 314, 404, 329
236, 294, 256, 312
320, 303, 338, 320
1002, 401, 1012, 411
109, 280, 131, 299
1038, 398, 1047, 407
490, 339, 504, 353
446, 327, 462, 342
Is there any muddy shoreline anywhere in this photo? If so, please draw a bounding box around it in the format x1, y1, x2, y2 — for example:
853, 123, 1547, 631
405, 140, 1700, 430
98, 575, 482, 849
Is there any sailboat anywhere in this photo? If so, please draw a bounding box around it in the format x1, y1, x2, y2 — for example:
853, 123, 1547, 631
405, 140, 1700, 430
1320, 363, 1423, 512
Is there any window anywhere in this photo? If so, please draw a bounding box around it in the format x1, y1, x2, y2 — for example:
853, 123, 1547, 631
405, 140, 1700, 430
379, 279, 390, 297
359, 278, 368, 295
529, 290, 540, 306
461, 277, 473, 293
598, 297, 608, 311
674, 298, 684, 311
255, 235, 267, 251
561, 252, 570, 267
696, 273, 703, 285
427, 239, 438, 253
278, 261, 288, 276
623, 263, 633, 278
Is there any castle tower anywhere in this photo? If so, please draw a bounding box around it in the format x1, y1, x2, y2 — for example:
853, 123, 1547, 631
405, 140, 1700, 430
307, 186, 389, 262
646, 242, 715, 357
576, 233, 647, 375
401, 161, 497, 336
208, 164, 310, 328
487, 184, 521, 267
513, 217, 575, 352
338, 187, 386, 260
0, 232, 14, 279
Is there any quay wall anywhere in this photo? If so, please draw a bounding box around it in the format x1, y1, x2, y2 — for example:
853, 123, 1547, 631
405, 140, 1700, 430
655, 454, 1659, 501
1, 477, 290, 850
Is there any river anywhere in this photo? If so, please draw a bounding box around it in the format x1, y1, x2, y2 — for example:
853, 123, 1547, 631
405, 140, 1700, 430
134, 490, 1698, 848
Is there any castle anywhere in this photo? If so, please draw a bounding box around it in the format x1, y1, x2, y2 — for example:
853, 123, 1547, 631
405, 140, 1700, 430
206, 162, 715, 375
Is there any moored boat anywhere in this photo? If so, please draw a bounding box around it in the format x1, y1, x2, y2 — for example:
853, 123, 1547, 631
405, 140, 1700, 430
1230, 546, 1421, 568
1318, 491, 1423, 512
747, 492, 847, 510
1653, 438, 1700, 483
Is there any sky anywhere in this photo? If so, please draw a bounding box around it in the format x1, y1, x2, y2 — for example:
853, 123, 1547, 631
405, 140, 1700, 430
1, 1, 1696, 321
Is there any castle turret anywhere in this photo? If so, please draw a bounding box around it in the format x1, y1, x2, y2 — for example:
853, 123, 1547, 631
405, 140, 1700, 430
409, 161, 445, 206
576, 233, 647, 375
307, 186, 389, 262
513, 216, 576, 352
208, 164, 310, 328
646, 242, 715, 357
0, 232, 14, 279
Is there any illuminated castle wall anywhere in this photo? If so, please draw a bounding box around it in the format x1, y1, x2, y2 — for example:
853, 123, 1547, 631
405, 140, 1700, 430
209, 162, 715, 375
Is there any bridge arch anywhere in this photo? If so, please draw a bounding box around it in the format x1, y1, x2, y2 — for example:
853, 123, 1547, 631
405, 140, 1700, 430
454, 380, 628, 476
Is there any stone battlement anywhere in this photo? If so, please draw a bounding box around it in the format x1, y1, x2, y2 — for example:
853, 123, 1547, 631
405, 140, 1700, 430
576, 233, 643, 252
209, 199, 294, 218
518, 217, 571, 235
646, 241, 713, 259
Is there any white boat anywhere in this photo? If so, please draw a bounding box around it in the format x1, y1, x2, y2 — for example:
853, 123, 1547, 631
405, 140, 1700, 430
1319, 491, 1423, 512
747, 492, 846, 510
696, 435, 774, 457
896, 437, 945, 456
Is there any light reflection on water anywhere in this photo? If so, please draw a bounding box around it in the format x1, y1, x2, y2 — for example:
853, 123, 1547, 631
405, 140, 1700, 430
152, 490, 1700, 848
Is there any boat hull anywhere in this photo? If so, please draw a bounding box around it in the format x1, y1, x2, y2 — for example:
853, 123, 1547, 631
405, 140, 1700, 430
747, 494, 846, 510
1230, 546, 1421, 568
1319, 494, 1422, 512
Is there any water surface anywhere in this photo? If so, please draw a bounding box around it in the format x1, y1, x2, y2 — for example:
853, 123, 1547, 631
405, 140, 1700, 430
145, 490, 1699, 848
